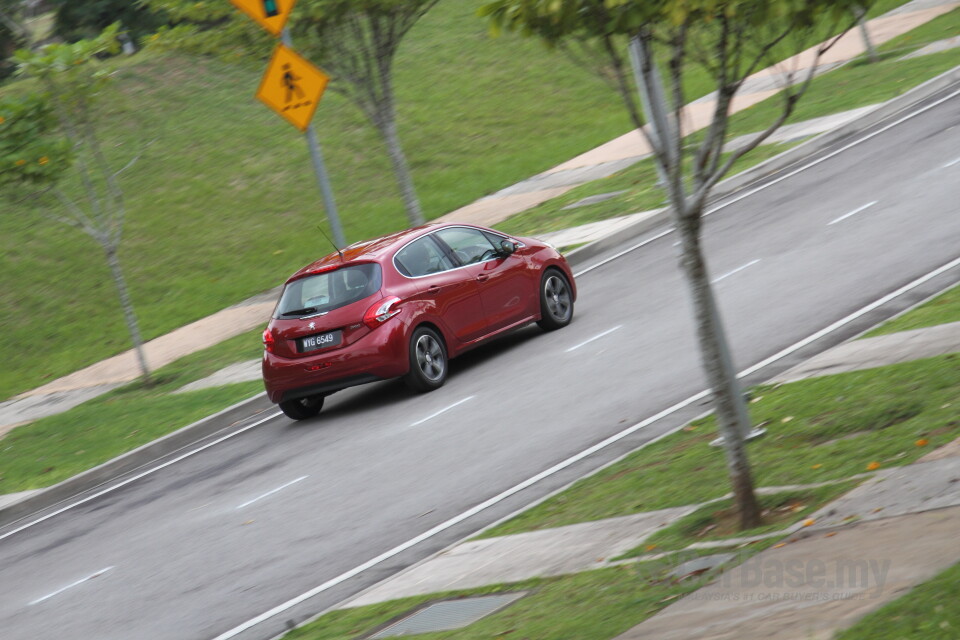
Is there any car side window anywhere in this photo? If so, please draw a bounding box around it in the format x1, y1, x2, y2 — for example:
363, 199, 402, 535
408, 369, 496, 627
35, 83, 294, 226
395, 236, 456, 277
435, 227, 499, 265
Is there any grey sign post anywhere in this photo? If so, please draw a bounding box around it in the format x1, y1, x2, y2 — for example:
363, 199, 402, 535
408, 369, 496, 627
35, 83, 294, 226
281, 28, 347, 248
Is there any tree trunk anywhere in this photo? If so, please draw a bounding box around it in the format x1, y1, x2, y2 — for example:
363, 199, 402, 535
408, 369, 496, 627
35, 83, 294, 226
856, 6, 879, 63
674, 209, 761, 529
378, 108, 424, 226
104, 245, 152, 385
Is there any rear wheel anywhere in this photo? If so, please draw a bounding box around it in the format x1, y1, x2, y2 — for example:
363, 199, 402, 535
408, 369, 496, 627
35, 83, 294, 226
278, 395, 325, 420
537, 270, 574, 331
403, 326, 448, 392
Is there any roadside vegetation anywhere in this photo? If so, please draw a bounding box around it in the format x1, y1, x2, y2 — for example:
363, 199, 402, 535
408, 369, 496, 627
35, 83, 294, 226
0, 328, 264, 493
279, 349, 958, 638
835, 560, 960, 639
865, 282, 960, 337
617, 481, 861, 556
282, 563, 713, 640
481, 351, 959, 537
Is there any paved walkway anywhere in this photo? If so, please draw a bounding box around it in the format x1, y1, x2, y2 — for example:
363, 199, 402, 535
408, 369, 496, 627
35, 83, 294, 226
0, 1, 956, 432
773, 320, 960, 382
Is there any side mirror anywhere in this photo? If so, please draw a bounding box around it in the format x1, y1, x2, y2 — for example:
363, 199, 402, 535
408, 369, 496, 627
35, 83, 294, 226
499, 239, 517, 256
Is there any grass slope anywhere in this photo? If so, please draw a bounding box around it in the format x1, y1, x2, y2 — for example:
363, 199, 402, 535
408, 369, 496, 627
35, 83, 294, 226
0, 0, 633, 399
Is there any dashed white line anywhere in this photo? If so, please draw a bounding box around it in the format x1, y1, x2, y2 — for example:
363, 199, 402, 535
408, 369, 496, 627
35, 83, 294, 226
408, 396, 475, 428
29, 567, 114, 606
828, 200, 878, 226
565, 325, 624, 352
712, 259, 760, 284
236, 476, 308, 510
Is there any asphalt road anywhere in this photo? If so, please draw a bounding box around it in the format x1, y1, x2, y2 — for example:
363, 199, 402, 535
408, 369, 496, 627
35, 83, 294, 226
1, 86, 959, 640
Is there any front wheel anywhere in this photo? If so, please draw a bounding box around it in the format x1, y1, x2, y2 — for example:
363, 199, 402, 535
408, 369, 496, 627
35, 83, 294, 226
403, 326, 448, 392
278, 395, 324, 420
537, 270, 574, 331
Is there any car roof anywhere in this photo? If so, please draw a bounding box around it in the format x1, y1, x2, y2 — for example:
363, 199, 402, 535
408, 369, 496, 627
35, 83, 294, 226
286, 222, 447, 283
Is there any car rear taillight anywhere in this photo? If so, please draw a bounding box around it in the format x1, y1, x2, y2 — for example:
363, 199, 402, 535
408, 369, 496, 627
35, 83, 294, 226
363, 296, 402, 329
262, 328, 275, 353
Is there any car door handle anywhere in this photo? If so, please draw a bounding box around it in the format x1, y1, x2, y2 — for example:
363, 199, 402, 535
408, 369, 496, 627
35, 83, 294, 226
427, 285, 441, 294
476, 274, 489, 282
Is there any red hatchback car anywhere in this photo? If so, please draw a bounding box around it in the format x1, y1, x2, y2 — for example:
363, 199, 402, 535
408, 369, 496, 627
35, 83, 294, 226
262, 222, 577, 419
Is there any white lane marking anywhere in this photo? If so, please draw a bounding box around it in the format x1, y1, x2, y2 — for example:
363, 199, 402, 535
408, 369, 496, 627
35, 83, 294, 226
829, 201, 878, 226
565, 325, 623, 352
738, 254, 960, 380
712, 259, 761, 284
236, 476, 308, 510
0, 410, 283, 543
576, 87, 960, 278
212, 254, 960, 640
29, 567, 114, 606
409, 396, 475, 428
945, 156, 960, 168
575, 228, 674, 277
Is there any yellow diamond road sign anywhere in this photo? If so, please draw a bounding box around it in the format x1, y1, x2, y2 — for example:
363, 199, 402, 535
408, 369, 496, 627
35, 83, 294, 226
256, 44, 330, 132
230, 0, 297, 37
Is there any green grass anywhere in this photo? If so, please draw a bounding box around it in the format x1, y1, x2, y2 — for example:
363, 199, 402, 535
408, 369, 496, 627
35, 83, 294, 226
864, 283, 960, 337
876, 6, 960, 56
0, 0, 921, 401
835, 561, 960, 640
283, 562, 713, 640
0, 0, 640, 400
480, 353, 960, 538
620, 481, 860, 556
0, 327, 265, 493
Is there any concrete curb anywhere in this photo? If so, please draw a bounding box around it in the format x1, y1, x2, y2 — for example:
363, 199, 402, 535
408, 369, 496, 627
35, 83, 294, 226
0, 392, 274, 529
564, 64, 960, 269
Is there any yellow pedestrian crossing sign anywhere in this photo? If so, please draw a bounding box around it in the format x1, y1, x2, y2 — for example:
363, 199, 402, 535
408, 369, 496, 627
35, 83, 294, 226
256, 44, 330, 132
230, 0, 297, 37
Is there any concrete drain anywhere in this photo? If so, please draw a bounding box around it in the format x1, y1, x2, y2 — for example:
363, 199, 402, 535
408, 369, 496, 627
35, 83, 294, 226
368, 592, 527, 638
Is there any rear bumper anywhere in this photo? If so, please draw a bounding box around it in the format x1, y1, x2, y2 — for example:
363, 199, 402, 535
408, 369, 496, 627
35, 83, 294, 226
262, 322, 409, 403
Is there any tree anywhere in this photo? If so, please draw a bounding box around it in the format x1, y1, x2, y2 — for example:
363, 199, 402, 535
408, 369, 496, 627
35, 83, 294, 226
144, 0, 438, 228
481, 0, 866, 529
0, 0, 29, 80
143, 0, 274, 64
3, 24, 154, 384
291, 0, 439, 227
51, 0, 167, 44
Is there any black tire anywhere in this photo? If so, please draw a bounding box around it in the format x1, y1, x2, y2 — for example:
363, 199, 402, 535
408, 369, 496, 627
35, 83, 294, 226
537, 269, 574, 331
278, 395, 325, 420
403, 326, 448, 392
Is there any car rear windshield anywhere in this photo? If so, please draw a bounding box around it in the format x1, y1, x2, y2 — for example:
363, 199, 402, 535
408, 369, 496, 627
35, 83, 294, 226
274, 263, 382, 319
